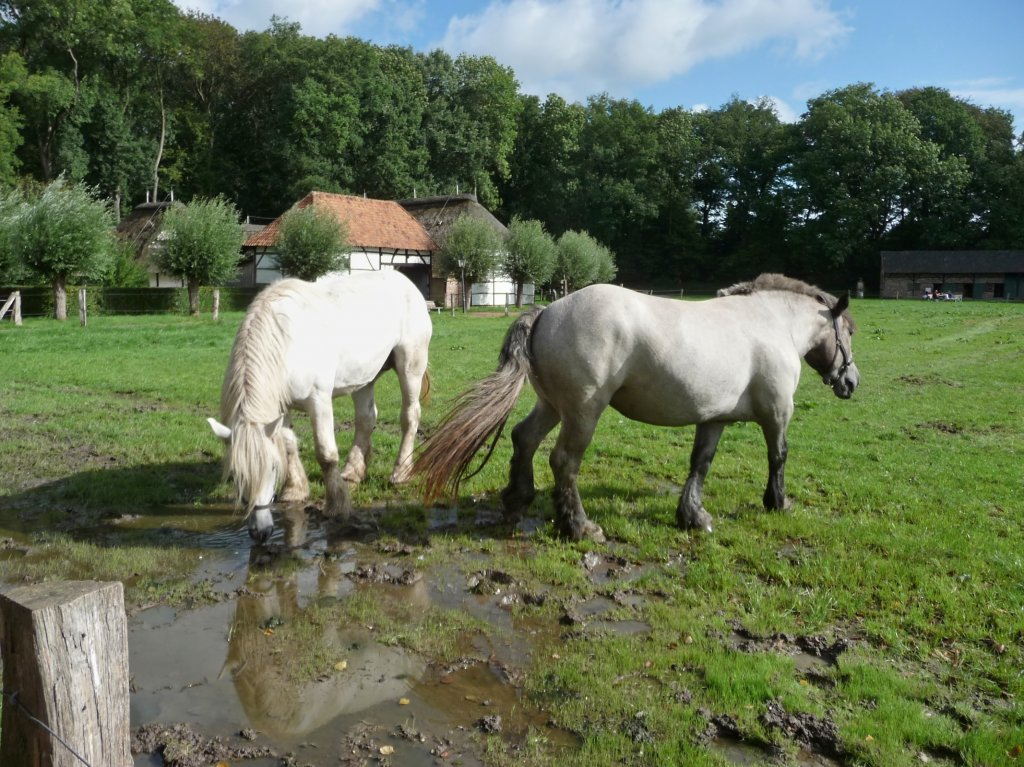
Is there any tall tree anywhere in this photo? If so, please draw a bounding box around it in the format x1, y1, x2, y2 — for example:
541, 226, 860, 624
419, 51, 521, 208
153, 196, 243, 315
572, 95, 659, 279
500, 93, 584, 235
8, 177, 116, 319
790, 83, 968, 282
0, 51, 25, 185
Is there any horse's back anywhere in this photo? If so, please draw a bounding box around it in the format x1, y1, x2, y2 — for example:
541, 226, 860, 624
529, 285, 785, 425
265, 271, 431, 397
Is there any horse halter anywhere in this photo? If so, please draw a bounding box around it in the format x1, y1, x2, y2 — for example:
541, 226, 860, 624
827, 313, 854, 386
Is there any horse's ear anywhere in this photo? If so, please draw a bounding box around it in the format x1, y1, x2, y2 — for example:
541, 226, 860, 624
264, 414, 285, 438
208, 417, 232, 442
832, 293, 850, 317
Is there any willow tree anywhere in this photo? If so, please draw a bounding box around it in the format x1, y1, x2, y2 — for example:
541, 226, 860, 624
9, 178, 116, 320
154, 196, 243, 315
275, 204, 350, 281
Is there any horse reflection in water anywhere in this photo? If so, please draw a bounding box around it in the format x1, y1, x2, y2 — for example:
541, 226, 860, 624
208, 270, 432, 544
414, 274, 859, 541
220, 515, 428, 738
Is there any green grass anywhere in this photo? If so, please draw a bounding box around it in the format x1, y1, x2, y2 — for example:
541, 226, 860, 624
1, 299, 1023, 765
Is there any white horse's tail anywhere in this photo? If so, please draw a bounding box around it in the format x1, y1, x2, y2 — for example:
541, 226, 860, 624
414, 307, 544, 505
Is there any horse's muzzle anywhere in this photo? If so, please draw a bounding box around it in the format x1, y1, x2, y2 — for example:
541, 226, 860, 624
830, 363, 859, 399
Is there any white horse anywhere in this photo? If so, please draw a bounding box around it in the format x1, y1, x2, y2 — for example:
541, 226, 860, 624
413, 274, 858, 542
209, 270, 432, 543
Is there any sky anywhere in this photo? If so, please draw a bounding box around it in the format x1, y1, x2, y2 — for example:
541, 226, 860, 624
170, 0, 1024, 132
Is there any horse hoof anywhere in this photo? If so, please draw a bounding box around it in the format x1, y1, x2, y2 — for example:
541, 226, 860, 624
581, 521, 606, 544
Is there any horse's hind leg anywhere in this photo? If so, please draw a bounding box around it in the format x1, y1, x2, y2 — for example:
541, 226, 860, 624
341, 384, 377, 483
549, 413, 605, 542
279, 421, 310, 502
389, 350, 427, 484
677, 422, 724, 533
502, 399, 559, 516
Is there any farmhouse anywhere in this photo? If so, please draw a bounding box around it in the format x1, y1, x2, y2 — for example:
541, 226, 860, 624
241, 191, 438, 298
879, 250, 1024, 299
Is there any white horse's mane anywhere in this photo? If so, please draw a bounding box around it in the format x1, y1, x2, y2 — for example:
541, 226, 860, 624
221, 281, 295, 425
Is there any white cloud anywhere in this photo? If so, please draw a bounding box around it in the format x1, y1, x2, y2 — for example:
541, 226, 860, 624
171, 0, 380, 34
440, 0, 850, 102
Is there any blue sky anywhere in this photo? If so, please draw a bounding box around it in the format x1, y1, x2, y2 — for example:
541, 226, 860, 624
172, 0, 1024, 132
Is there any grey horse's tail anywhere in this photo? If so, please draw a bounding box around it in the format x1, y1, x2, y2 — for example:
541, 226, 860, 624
414, 306, 544, 505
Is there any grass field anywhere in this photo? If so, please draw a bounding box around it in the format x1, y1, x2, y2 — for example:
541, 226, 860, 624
1, 296, 1022, 766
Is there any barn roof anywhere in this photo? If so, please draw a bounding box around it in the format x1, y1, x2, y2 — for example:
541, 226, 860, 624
244, 191, 436, 251
881, 250, 1024, 273
398, 193, 508, 248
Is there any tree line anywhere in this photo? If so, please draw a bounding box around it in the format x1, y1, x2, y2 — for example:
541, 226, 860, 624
2, 0, 1023, 290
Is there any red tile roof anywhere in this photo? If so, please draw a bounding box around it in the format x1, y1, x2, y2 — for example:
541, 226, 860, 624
244, 191, 437, 251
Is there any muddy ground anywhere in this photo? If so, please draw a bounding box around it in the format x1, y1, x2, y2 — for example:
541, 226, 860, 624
116, 502, 857, 767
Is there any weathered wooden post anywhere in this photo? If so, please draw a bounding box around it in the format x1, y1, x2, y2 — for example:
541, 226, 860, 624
0, 581, 131, 766
212, 288, 220, 321
13, 290, 20, 325
77, 287, 87, 327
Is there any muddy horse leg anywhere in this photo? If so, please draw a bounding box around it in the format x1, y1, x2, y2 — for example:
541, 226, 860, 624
309, 394, 352, 519
278, 420, 310, 503
677, 422, 725, 533
549, 412, 604, 542
501, 399, 559, 516
760, 419, 790, 511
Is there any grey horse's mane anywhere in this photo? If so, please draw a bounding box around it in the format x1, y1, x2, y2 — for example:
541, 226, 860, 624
718, 273, 836, 306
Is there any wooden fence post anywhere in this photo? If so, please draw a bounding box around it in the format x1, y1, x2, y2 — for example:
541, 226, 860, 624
212, 288, 220, 321
0, 581, 131, 766
0, 290, 21, 325
78, 287, 87, 327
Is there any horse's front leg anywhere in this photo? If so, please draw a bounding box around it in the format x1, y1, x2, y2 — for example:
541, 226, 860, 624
760, 420, 790, 511
502, 399, 559, 517
278, 422, 310, 503
677, 422, 724, 533
549, 414, 605, 543
341, 385, 377, 484
309, 396, 352, 519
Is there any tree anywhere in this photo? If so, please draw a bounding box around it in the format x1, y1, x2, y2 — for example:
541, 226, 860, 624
439, 214, 503, 309
153, 195, 243, 315
555, 230, 613, 293
274, 203, 350, 281
7, 177, 116, 319
0, 52, 26, 185
790, 83, 969, 281
504, 216, 556, 307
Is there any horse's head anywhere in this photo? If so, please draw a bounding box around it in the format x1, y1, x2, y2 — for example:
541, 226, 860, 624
208, 415, 287, 543
805, 292, 859, 399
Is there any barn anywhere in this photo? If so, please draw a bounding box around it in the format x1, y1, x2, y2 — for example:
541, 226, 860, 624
879, 250, 1024, 299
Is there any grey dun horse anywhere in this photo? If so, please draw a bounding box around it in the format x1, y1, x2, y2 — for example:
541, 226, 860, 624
413, 273, 858, 541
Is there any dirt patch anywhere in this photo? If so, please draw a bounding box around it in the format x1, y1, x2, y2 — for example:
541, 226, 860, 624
760, 699, 843, 758
132, 722, 277, 766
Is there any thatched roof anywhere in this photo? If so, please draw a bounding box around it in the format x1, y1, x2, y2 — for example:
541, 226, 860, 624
397, 193, 508, 248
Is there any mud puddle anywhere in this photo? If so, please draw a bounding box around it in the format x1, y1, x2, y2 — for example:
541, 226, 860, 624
128, 509, 577, 766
